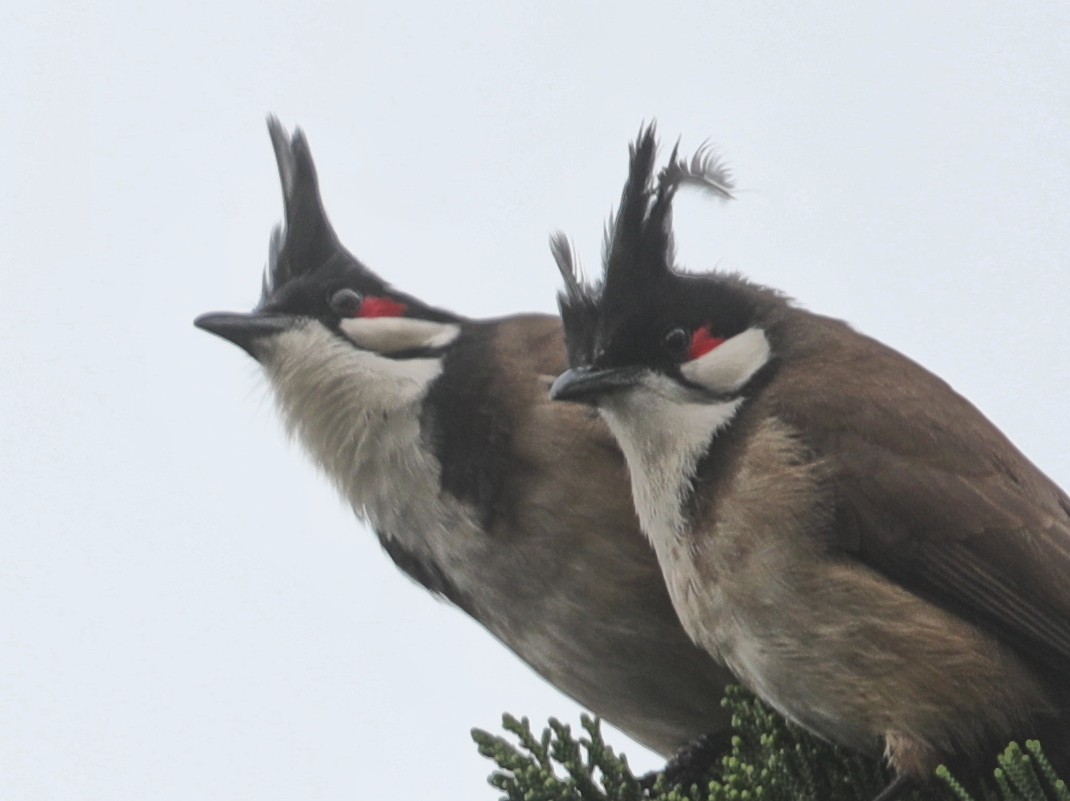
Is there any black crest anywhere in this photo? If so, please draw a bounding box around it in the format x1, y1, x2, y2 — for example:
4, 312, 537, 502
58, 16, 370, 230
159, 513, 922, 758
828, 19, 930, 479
551, 123, 735, 368
262, 117, 350, 305
257, 118, 457, 325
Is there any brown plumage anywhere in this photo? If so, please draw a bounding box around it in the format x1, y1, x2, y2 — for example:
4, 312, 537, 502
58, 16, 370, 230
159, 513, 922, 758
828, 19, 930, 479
432, 314, 738, 752
688, 311, 1070, 775
550, 124, 1070, 790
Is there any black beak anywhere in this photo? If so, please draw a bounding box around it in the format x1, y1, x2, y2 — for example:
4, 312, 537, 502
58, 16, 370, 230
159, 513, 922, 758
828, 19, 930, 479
194, 311, 296, 359
549, 365, 644, 406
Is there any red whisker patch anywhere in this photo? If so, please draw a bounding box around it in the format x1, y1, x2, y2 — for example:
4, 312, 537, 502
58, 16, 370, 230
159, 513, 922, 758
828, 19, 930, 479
688, 326, 725, 361
358, 296, 409, 318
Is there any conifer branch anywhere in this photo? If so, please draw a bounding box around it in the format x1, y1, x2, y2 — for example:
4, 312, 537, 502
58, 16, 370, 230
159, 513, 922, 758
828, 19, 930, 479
473, 687, 1065, 801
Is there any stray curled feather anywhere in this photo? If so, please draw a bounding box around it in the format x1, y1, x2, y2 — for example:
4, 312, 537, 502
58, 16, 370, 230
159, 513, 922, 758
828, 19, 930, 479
659, 140, 735, 201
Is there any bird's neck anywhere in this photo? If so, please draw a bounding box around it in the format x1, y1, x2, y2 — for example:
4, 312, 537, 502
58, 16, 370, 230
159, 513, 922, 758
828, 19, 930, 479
599, 381, 742, 555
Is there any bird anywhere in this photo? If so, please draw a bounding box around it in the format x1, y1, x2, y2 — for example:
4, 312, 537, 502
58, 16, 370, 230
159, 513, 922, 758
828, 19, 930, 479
548, 124, 1070, 797
193, 117, 738, 760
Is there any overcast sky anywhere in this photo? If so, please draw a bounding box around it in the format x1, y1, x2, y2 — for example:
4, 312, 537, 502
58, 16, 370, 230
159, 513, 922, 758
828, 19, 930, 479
3, 3, 1069, 800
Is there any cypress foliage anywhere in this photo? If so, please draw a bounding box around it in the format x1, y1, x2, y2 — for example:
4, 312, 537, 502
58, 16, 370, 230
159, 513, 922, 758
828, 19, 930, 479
472, 687, 1066, 801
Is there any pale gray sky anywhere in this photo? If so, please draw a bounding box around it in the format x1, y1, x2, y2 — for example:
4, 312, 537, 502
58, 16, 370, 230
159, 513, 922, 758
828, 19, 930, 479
2, 3, 1069, 800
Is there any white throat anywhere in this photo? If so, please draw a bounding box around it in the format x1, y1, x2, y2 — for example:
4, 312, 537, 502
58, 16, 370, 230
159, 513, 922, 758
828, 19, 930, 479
598, 326, 770, 554
599, 372, 742, 554
256, 320, 482, 561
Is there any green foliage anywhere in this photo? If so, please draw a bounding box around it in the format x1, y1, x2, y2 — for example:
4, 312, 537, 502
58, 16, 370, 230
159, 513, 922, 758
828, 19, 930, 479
937, 743, 1069, 801
471, 712, 643, 801
472, 687, 1066, 801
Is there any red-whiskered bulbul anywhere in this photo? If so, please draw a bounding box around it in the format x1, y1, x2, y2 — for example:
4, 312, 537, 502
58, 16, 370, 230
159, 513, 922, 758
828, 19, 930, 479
550, 125, 1070, 796
194, 118, 736, 758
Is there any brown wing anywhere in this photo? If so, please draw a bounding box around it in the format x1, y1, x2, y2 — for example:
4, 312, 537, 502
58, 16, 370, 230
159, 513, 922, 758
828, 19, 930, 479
767, 313, 1070, 675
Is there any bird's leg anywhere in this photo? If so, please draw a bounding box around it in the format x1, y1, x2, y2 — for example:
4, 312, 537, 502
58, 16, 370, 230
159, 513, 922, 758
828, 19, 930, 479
637, 730, 732, 793
870, 773, 914, 801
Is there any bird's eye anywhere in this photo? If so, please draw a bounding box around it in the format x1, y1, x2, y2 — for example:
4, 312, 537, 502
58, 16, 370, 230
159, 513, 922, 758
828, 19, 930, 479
329, 288, 363, 317
662, 327, 689, 356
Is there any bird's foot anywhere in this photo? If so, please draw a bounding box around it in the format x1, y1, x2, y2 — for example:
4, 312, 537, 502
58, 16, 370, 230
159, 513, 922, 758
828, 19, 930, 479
637, 731, 732, 794
871, 772, 914, 801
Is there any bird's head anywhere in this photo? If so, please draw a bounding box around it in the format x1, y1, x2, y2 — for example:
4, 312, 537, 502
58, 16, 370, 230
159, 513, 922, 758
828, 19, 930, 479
550, 124, 783, 416
195, 117, 461, 363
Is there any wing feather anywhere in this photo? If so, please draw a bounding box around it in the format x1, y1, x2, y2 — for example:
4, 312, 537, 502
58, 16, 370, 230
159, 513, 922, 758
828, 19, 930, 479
767, 314, 1070, 674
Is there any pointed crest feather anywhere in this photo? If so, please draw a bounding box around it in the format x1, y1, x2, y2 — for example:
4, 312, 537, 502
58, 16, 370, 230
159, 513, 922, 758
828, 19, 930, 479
600, 208, 617, 267
549, 231, 586, 302
267, 115, 296, 208
602, 123, 659, 266
260, 115, 342, 304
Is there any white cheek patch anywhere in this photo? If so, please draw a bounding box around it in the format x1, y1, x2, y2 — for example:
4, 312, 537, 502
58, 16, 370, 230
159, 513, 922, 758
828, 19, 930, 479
339, 317, 461, 354
681, 327, 770, 393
